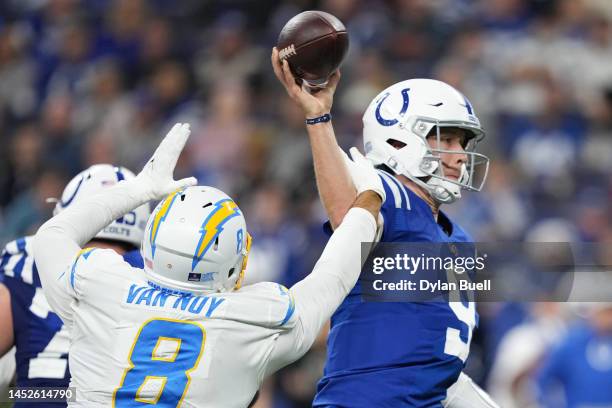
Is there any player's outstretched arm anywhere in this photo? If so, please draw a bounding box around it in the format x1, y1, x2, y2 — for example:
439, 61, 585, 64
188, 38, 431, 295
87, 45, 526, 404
265, 191, 380, 374
33, 123, 196, 319
272, 47, 355, 228
265, 154, 385, 374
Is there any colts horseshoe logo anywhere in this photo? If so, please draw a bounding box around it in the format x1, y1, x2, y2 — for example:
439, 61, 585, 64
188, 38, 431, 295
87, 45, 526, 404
375, 88, 410, 126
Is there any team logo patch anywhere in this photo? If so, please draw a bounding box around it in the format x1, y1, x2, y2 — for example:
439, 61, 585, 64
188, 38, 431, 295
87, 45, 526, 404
149, 190, 181, 258
200, 272, 216, 282
188, 272, 201, 282
375, 88, 410, 127
192, 198, 241, 271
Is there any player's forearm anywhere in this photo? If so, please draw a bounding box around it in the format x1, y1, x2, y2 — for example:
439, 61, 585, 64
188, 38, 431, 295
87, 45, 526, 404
33, 179, 149, 278
40, 179, 148, 244
290, 195, 378, 348
307, 122, 357, 229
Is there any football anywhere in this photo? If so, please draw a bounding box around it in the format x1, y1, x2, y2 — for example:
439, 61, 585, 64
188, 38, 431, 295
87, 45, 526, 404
277, 10, 349, 88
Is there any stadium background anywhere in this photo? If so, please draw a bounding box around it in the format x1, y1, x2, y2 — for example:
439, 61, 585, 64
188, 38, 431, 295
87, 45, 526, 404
0, 0, 611, 406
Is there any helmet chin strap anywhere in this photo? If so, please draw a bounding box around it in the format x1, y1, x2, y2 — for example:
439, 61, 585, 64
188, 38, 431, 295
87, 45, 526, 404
426, 178, 460, 204
425, 163, 467, 204
384, 156, 459, 205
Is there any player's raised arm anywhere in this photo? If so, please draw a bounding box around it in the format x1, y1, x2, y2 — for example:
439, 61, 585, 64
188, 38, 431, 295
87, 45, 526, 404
265, 150, 384, 373
33, 123, 197, 319
272, 47, 356, 229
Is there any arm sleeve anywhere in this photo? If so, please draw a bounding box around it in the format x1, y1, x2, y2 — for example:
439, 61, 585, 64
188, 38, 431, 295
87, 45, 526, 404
443, 372, 500, 408
265, 207, 377, 374
323, 170, 397, 239
33, 179, 149, 320
0, 347, 15, 390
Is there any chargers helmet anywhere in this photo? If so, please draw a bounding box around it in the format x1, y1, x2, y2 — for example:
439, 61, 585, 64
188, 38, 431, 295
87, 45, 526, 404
52, 164, 150, 247
142, 186, 251, 294
363, 79, 489, 204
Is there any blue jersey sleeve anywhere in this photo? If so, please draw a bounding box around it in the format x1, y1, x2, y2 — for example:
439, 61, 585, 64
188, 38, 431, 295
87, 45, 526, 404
123, 249, 144, 268
1, 237, 71, 396
375, 169, 411, 241
0, 237, 36, 285
322, 170, 410, 239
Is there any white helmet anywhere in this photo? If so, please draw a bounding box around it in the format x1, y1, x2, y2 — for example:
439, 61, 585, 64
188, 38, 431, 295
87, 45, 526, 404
52, 164, 150, 247
363, 78, 489, 204
142, 186, 251, 294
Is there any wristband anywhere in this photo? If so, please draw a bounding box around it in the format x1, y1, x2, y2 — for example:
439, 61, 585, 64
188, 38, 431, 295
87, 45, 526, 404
305, 113, 332, 125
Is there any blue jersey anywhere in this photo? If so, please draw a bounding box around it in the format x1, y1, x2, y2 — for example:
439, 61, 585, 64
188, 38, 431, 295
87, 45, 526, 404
537, 323, 612, 408
0, 236, 142, 408
314, 170, 477, 407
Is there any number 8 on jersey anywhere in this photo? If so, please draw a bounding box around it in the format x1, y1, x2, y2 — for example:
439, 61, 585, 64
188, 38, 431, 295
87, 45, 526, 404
113, 318, 206, 407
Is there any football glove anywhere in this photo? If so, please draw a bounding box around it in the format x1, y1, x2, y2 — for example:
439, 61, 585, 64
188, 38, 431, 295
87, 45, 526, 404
135, 123, 197, 201
341, 146, 386, 203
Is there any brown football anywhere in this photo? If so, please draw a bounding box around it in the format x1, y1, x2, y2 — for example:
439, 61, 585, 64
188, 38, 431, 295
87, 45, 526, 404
277, 10, 349, 87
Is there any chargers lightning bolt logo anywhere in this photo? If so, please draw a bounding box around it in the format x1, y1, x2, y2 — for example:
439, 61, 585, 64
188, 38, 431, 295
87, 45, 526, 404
149, 190, 181, 258
192, 198, 240, 271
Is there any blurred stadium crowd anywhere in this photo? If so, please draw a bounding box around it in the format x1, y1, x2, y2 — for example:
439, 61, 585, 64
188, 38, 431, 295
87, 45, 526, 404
0, 0, 611, 407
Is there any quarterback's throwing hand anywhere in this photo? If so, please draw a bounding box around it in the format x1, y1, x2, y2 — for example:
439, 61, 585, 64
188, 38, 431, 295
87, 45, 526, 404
136, 123, 197, 201
271, 47, 340, 119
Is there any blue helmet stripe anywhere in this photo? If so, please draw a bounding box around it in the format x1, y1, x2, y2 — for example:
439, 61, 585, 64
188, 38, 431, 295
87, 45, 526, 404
463, 95, 473, 115
114, 166, 125, 181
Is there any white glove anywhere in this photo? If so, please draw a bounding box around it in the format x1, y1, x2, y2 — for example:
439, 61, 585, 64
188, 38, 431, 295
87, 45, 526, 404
443, 373, 500, 408
136, 123, 198, 201
341, 147, 386, 203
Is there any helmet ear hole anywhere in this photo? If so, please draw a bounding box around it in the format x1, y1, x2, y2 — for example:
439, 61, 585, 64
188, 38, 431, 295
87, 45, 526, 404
386, 139, 406, 149
228, 267, 235, 277
214, 236, 219, 251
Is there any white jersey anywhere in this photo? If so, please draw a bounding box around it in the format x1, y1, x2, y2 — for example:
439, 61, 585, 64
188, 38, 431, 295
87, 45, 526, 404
56, 248, 302, 407
32, 170, 377, 408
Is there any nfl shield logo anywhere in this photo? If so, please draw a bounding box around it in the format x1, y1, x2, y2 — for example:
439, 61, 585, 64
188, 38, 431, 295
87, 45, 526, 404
188, 272, 201, 282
